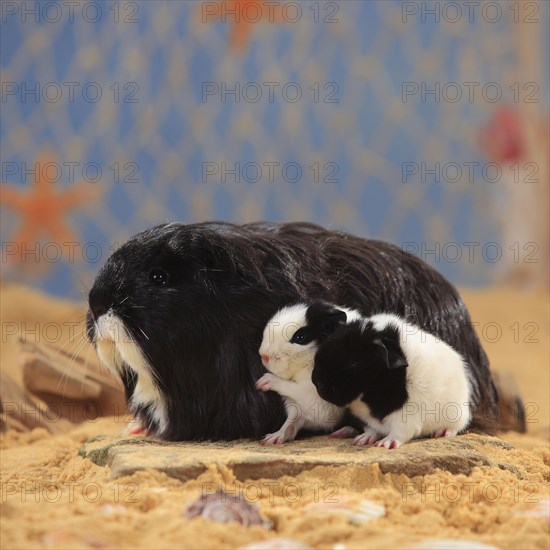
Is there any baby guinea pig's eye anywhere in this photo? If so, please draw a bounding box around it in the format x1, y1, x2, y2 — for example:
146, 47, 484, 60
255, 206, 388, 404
290, 329, 307, 345
149, 267, 169, 286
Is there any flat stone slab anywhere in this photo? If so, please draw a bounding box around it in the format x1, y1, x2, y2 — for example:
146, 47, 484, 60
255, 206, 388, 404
78, 433, 522, 481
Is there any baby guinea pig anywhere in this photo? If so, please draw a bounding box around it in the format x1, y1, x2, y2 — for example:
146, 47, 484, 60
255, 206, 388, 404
312, 312, 472, 449
256, 301, 362, 444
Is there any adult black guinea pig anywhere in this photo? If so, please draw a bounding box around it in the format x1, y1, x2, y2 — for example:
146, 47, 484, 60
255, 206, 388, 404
86, 221, 521, 441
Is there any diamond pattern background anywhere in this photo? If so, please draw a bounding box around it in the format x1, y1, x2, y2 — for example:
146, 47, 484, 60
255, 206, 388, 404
1, 1, 548, 297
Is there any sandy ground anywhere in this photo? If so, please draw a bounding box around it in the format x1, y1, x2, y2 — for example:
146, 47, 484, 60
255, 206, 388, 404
0, 284, 548, 550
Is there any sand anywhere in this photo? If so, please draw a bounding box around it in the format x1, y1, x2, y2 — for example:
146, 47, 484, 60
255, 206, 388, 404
0, 284, 548, 550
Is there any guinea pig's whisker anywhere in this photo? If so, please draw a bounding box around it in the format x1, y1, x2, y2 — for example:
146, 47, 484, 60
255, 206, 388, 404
79, 343, 96, 394
116, 272, 127, 293
54, 327, 83, 357
127, 367, 137, 385
136, 326, 150, 341
70, 268, 90, 295
60, 336, 88, 398
67, 336, 86, 368
110, 344, 118, 372
55, 334, 86, 391
122, 303, 146, 311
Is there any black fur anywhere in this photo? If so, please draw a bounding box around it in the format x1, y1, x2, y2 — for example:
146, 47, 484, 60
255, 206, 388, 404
312, 320, 409, 420
291, 302, 347, 345
87, 221, 500, 440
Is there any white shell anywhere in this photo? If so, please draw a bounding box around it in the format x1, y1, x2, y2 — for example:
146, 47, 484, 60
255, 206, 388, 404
305, 499, 386, 525
413, 540, 500, 550
513, 498, 550, 519
238, 539, 311, 550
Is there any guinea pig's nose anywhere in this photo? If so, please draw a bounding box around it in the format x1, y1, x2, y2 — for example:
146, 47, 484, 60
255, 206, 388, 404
261, 354, 270, 365
88, 285, 111, 320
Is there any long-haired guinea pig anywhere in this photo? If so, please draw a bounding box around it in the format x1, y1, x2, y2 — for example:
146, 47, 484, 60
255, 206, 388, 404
312, 311, 472, 448
86, 221, 514, 441
255, 301, 362, 444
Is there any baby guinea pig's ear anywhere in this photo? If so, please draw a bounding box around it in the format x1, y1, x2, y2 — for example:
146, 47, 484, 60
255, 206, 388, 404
302, 301, 348, 343
373, 339, 408, 370
317, 307, 347, 338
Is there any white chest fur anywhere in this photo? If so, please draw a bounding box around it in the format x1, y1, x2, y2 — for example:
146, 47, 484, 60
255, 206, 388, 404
284, 370, 344, 430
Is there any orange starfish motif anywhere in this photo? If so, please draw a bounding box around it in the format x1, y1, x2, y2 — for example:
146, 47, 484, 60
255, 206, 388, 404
1, 150, 100, 266
200, 0, 287, 50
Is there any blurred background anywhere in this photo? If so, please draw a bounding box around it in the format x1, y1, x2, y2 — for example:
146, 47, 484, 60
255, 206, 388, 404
1, 0, 549, 298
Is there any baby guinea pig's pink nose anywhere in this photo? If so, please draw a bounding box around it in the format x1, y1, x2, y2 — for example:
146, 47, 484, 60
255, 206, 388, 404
261, 354, 270, 365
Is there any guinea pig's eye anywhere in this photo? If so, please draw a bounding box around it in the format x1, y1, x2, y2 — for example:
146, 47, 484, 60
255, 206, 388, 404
149, 268, 169, 286
290, 329, 307, 345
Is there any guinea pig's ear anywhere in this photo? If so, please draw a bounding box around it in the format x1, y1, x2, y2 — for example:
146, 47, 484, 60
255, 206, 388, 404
169, 229, 238, 281
319, 308, 347, 337
374, 340, 408, 370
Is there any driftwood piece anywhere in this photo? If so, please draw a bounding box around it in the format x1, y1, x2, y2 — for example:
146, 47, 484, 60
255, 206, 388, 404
22, 345, 102, 400
19, 338, 127, 420
0, 336, 128, 434
0, 371, 70, 434
19, 338, 123, 398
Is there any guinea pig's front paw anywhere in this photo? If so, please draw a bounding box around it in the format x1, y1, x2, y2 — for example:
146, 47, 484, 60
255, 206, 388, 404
374, 435, 403, 449
330, 426, 360, 439
256, 373, 278, 392
353, 429, 380, 446
432, 428, 456, 438
261, 425, 297, 445
124, 418, 149, 437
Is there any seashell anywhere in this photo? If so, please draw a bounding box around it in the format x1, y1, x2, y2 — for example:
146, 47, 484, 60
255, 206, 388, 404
305, 499, 385, 525
42, 531, 110, 548
513, 498, 550, 519
184, 490, 272, 529
413, 540, 500, 550
238, 538, 311, 549
101, 504, 126, 515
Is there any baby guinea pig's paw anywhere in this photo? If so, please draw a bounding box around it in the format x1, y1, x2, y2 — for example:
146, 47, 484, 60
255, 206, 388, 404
374, 435, 403, 449
432, 428, 456, 438
330, 426, 360, 439
255, 373, 280, 392
261, 424, 298, 445
353, 428, 380, 446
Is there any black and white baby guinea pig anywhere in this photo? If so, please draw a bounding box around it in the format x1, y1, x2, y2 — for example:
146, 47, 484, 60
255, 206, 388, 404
256, 301, 362, 444
312, 311, 472, 449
